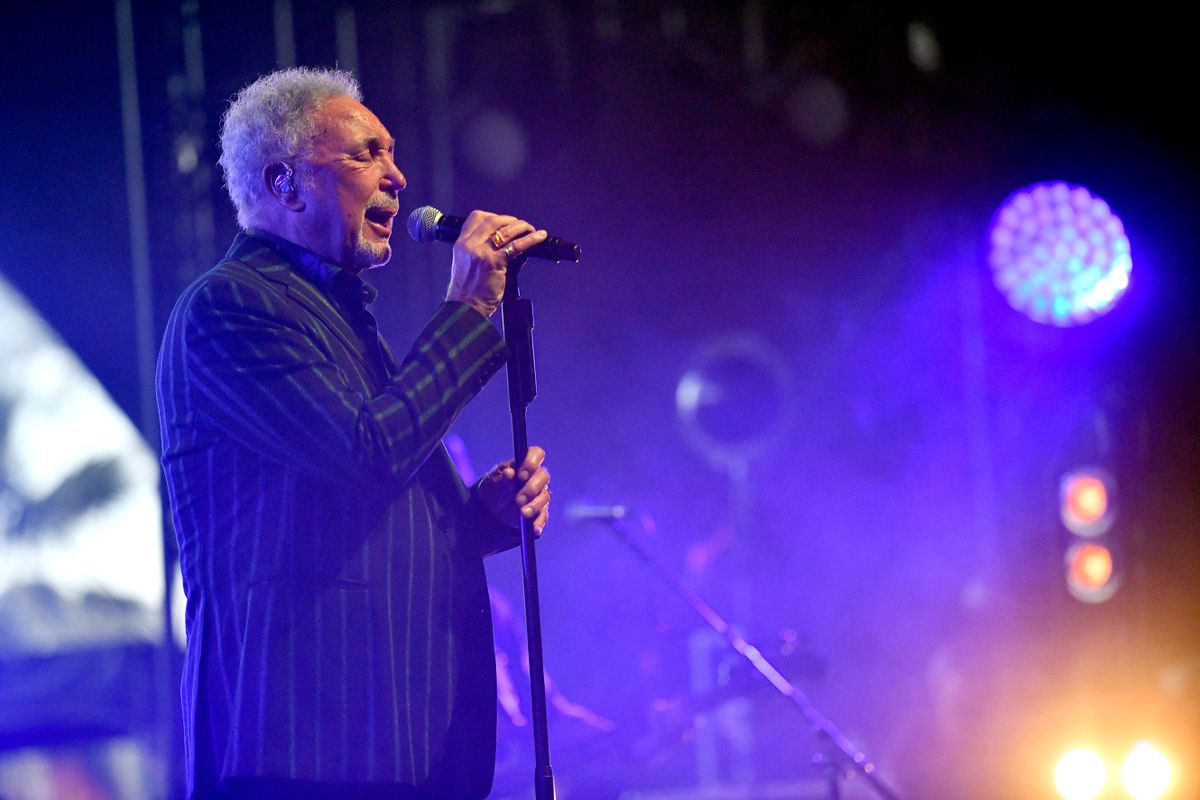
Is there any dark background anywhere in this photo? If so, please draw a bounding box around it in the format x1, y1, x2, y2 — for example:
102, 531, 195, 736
1, 3, 1197, 798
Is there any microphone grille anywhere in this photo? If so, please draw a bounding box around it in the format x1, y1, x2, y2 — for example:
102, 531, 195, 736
406, 205, 443, 243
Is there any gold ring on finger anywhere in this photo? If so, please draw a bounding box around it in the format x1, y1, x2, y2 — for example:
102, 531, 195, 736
502, 243, 517, 260
490, 230, 507, 249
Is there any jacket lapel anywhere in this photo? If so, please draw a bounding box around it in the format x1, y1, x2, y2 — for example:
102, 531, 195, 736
227, 234, 370, 371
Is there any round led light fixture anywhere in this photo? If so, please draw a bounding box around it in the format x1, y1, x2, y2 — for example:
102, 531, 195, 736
1065, 541, 1120, 603
1060, 468, 1115, 537
988, 182, 1132, 327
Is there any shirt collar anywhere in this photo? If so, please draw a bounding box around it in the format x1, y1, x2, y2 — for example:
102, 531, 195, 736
246, 227, 379, 306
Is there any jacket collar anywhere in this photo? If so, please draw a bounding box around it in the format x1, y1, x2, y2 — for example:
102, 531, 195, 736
223, 231, 379, 370
239, 228, 379, 305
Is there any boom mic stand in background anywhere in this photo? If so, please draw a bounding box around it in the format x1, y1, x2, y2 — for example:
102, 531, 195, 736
582, 511, 903, 800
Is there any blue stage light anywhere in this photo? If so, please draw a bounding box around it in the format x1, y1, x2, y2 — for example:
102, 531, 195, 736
988, 182, 1132, 327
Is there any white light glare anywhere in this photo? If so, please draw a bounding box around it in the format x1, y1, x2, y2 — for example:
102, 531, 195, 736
1055, 748, 1107, 800
1122, 742, 1172, 800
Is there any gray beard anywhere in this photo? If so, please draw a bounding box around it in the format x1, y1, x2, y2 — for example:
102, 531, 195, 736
353, 220, 391, 269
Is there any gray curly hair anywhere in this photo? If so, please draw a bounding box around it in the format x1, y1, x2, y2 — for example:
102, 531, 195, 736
218, 67, 362, 228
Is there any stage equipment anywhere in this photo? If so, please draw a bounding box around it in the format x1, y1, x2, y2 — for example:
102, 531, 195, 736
675, 336, 792, 785
1058, 467, 1121, 603
675, 336, 791, 471
1055, 748, 1107, 800
407, 204, 581, 797
580, 512, 902, 800
501, 253, 554, 799
1060, 469, 1115, 538
988, 182, 1131, 326
1064, 541, 1117, 602
1121, 742, 1172, 800
444, 440, 614, 800
407, 205, 582, 263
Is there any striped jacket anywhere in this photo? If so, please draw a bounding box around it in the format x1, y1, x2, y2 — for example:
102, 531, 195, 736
157, 232, 513, 799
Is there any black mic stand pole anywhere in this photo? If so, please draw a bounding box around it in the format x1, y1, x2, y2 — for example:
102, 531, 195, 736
597, 515, 902, 800
500, 258, 556, 800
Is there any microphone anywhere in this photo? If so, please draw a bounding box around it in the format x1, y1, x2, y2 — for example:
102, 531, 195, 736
407, 205, 581, 263
563, 503, 630, 522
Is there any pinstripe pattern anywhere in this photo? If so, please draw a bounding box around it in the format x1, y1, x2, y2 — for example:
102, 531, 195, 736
157, 232, 516, 799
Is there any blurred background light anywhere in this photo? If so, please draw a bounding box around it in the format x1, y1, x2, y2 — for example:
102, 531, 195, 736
675, 336, 792, 466
988, 182, 1132, 327
1121, 741, 1172, 800
459, 108, 530, 183
174, 135, 199, 174
783, 75, 851, 147
1055, 748, 1108, 800
0, 272, 166, 797
1061, 469, 1115, 537
0, 277, 163, 628
906, 21, 942, 73
1065, 541, 1119, 603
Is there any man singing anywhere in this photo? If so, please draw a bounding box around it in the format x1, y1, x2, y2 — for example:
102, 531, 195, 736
157, 67, 551, 800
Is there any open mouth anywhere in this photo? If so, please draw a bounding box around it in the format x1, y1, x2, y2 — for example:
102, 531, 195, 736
364, 206, 396, 234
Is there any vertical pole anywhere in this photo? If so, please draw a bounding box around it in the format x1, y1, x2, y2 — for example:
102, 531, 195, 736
179, 0, 217, 282
115, 2, 181, 796
114, 0, 157, 447
422, 6, 457, 210
274, 0, 296, 67
501, 270, 556, 800
335, 4, 359, 76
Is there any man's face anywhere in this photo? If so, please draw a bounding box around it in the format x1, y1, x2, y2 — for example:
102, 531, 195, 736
298, 95, 406, 272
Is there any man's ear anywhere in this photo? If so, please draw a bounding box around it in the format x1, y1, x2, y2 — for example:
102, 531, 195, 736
264, 162, 304, 211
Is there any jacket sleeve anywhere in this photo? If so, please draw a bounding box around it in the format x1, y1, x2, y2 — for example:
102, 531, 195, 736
175, 266, 508, 487
464, 483, 524, 557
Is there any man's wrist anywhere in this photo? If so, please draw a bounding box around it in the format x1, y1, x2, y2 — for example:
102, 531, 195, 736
446, 295, 496, 319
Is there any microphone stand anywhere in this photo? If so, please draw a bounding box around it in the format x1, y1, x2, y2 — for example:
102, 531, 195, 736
500, 259, 556, 800
595, 514, 902, 800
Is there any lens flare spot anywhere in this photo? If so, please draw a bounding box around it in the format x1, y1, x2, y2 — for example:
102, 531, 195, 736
1055, 748, 1107, 800
1121, 742, 1171, 800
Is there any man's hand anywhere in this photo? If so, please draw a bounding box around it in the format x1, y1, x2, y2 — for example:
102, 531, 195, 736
446, 210, 548, 318
477, 446, 551, 534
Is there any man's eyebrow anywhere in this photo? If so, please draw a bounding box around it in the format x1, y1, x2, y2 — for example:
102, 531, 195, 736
362, 136, 395, 150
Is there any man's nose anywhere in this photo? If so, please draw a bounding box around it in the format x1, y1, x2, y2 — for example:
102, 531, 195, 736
382, 158, 406, 193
